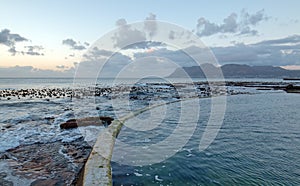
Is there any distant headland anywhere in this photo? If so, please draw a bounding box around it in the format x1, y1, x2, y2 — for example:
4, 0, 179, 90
168, 64, 300, 78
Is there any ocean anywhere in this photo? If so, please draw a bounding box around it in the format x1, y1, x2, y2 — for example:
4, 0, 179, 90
112, 93, 300, 185
0, 77, 291, 90
0, 77, 299, 185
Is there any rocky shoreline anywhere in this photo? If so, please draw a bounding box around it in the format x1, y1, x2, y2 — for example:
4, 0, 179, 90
0, 81, 297, 102
0, 115, 116, 186
0, 137, 92, 186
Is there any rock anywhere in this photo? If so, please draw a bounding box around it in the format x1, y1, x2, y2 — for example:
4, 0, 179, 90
130, 95, 138, 100
30, 179, 65, 186
0, 172, 13, 186
0, 153, 10, 159
3, 139, 92, 186
60, 120, 78, 129
45, 116, 55, 120
60, 116, 114, 129
0, 179, 13, 186
2, 124, 12, 129
99, 116, 114, 124
0, 172, 7, 178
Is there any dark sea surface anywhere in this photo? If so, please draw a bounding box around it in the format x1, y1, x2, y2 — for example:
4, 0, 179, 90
112, 92, 300, 185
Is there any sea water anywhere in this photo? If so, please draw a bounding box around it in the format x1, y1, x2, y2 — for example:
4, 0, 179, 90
112, 92, 300, 185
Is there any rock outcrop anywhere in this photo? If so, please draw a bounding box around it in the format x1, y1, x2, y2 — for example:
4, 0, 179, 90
0, 138, 92, 186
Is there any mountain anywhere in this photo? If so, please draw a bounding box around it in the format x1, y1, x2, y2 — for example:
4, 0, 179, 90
168, 64, 300, 78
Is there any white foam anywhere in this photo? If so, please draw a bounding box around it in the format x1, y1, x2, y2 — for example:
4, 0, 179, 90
134, 172, 143, 177
155, 175, 163, 182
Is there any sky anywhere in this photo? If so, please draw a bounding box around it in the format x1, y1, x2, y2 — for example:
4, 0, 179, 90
1, 0, 300, 77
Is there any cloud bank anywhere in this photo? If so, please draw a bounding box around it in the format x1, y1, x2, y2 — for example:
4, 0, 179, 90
0, 66, 75, 78
197, 9, 268, 36
212, 35, 300, 66
1, 34, 299, 78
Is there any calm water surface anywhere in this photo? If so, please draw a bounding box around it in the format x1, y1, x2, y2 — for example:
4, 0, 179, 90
112, 92, 300, 185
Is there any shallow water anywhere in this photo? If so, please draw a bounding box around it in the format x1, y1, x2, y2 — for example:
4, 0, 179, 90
112, 92, 300, 185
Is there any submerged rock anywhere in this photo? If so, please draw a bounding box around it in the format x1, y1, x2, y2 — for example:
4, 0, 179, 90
60, 119, 78, 129
60, 116, 114, 129
30, 179, 65, 186
99, 116, 114, 124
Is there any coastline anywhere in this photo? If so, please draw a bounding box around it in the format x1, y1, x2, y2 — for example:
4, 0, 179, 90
0, 80, 298, 185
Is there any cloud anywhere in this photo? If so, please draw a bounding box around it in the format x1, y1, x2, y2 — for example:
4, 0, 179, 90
76, 57, 131, 78
0, 29, 28, 55
114, 56, 178, 78
22, 45, 44, 56
83, 47, 114, 61
255, 35, 300, 45
1, 35, 299, 78
8, 46, 18, 56
197, 9, 268, 37
62, 38, 86, 50
144, 13, 157, 38
91, 47, 114, 56
113, 18, 146, 49
112, 15, 165, 50
0, 29, 28, 46
133, 48, 196, 67
241, 9, 268, 26
0, 66, 75, 78
123, 41, 165, 50
116, 18, 127, 27
169, 30, 175, 40
0, 29, 46, 56
77, 46, 133, 77
197, 18, 221, 36
221, 13, 238, 33
168, 30, 186, 40
56, 65, 67, 69
212, 35, 300, 66
131, 35, 300, 67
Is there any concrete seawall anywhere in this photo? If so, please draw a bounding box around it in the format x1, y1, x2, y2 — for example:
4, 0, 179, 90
82, 99, 183, 186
